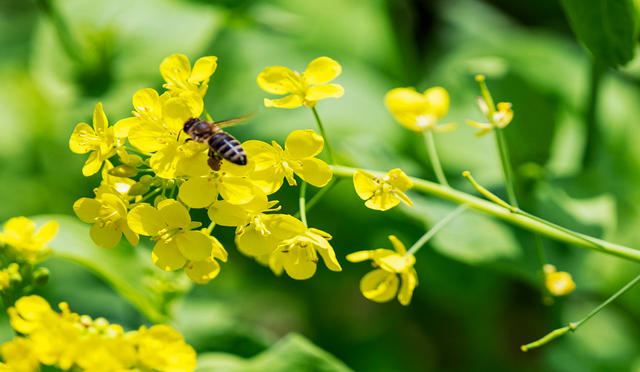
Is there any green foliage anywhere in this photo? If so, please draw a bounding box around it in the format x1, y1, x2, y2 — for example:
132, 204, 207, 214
31, 215, 173, 323
560, 0, 640, 67
195, 333, 352, 372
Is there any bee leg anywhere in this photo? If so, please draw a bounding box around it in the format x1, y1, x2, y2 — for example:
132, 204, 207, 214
207, 150, 223, 171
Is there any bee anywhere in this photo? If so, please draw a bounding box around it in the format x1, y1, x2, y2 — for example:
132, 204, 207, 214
183, 115, 250, 171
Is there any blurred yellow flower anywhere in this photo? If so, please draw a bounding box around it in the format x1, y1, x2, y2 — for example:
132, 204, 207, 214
353, 168, 413, 211
184, 230, 228, 284
346, 235, 418, 305
69, 102, 117, 176
2, 295, 196, 371
244, 130, 333, 194
466, 99, 514, 136
384, 87, 455, 133
543, 264, 576, 296
0, 217, 57, 263
160, 54, 218, 97
73, 193, 139, 249
257, 56, 344, 108
269, 217, 342, 280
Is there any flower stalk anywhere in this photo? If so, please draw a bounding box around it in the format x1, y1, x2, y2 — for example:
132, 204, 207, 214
521, 273, 640, 351
331, 164, 640, 263
423, 130, 449, 186
407, 204, 467, 256
311, 107, 336, 164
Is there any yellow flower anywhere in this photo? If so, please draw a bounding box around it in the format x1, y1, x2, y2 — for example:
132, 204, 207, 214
184, 230, 228, 284
257, 56, 344, 108
353, 168, 413, 211
346, 235, 418, 305
384, 87, 455, 133
543, 264, 576, 296
268, 217, 342, 280
73, 193, 139, 249
177, 164, 257, 208
3, 295, 196, 371
115, 88, 209, 179
127, 199, 219, 274
69, 102, 117, 176
244, 130, 333, 194
160, 54, 218, 97
466, 100, 514, 136
0, 217, 58, 263
208, 193, 290, 258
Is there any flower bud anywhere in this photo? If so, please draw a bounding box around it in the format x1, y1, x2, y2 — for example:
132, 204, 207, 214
128, 183, 150, 196
108, 165, 138, 178
33, 267, 50, 286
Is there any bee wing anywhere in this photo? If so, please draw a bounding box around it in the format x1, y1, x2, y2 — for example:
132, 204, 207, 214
214, 112, 255, 129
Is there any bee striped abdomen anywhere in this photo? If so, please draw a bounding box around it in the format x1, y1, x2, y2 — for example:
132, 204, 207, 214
208, 132, 247, 166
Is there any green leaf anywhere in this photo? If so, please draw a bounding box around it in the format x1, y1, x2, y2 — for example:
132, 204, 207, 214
30, 215, 168, 323
404, 198, 521, 264
196, 333, 352, 372
560, 0, 640, 67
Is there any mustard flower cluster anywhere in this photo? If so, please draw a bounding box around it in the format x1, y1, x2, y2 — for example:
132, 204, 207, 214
70, 54, 341, 282
0, 295, 196, 371
0, 217, 56, 302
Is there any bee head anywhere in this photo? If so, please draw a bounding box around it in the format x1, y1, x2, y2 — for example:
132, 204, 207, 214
183, 118, 199, 133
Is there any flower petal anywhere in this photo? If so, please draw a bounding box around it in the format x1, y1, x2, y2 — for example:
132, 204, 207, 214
69, 123, 97, 154
82, 151, 103, 177
257, 66, 300, 95
175, 231, 211, 262
152, 240, 186, 271
90, 223, 121, 249
92, 102, 108, 133
73, 198, 102, 223
398, 269, 418, 305
384, 88, 428, 132
305, 84, 344, 102
386, 168, 413, 191
284, 129, 324, 159
365, 193, 400, 211
127, 205, 164, 236
207, 201, 250, 227
114, 117, 139, 139
243, 140, 280, 172
189, 56, 218, 83
303, 57, 342, 85
281, 250, 317, 280
345, 250, 374, 263
178, 176, 219, 208
353, 170, 377, 200
291, 158, 332, 188
424, 87, 449, 118
185, 259, 220, 284
157, 199, 191, 230
219, 177, 256, 205
34, 221, 58, 245
160, 54, 191, 86
388, 235, 407, 254
132, 88, 161, 115
360, 269, 399, 303
264, 94, 304, 109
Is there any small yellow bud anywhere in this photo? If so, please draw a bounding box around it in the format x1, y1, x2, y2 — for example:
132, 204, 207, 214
544, 264, 576, 296
128, 183, 150, 196
475, 74, 486, 82
33, 267, 50, 286
108, 165, 138, 178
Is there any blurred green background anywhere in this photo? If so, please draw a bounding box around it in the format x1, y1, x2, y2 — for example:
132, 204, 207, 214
2, 0, 640, 370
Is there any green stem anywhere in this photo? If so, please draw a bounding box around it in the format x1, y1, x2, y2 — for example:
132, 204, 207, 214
331, 164, 640, 263
207, 221, 216, 234
294, 179, 341, 218
299, 182, 308, 226
138, 188, 162, 203
203, 109, 214, 122
494, 128, 518, 208
534, 234, 553, 305
522, 273, 640, 351
407, 204, 468, 255
423, 130, 449, 186
311, 107, 336, 164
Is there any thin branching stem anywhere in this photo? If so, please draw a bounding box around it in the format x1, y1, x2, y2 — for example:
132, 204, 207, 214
521, 273, 640, 351
311, 107, 336, 164
423, 130, 449, 186
299, 181, 308, 226
406, 204, 468, 256
331, 165, 640, 263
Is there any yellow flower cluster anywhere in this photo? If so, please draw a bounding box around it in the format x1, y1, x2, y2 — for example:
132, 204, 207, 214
70, 54, 340, 282
0, 217, 57, 264
0, 295, 196, 371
